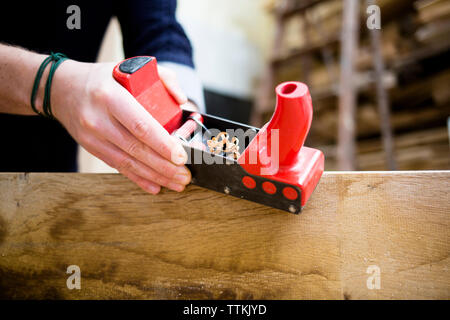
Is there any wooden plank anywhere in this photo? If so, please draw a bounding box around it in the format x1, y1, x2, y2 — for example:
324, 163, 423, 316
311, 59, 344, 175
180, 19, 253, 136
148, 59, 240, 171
337, 0, 360, 170
278, 0, 324, 19
0, 172, 449, 300
318, 127, 450, 170
367, 0, 396, 170
270, 32, 340, 66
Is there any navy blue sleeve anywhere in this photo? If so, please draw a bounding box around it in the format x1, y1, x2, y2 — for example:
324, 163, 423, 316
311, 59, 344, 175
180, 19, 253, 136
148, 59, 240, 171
114, 0, 194, 68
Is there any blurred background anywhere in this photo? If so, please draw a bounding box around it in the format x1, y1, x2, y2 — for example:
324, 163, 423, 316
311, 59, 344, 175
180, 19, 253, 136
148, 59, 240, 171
79, 0, 450, 172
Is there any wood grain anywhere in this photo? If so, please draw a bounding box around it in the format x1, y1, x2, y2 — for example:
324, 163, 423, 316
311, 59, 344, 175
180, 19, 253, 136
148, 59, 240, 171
0, 172, 448, 300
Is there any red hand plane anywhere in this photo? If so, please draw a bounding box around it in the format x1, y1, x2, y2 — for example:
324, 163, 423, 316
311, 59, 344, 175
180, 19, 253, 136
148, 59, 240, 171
114, 56, 324, 214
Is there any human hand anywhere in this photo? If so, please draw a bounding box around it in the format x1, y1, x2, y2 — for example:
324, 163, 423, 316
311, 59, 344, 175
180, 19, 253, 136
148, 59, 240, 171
50, 60, 192, 194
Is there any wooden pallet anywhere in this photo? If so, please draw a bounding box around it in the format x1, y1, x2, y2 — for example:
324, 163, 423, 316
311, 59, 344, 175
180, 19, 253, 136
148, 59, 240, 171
0, 172, 448, 299
255, 0, 397, 170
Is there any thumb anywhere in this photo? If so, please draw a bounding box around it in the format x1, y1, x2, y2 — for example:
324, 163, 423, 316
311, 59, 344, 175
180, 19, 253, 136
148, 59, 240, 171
157, 65, 188, 105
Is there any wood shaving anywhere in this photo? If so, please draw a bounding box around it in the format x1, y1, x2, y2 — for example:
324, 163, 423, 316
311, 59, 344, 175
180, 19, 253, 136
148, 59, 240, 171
207, 132, 241, 160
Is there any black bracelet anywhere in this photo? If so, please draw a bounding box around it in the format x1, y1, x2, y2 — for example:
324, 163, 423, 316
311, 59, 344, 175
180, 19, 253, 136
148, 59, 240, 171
31, 52, 68, 119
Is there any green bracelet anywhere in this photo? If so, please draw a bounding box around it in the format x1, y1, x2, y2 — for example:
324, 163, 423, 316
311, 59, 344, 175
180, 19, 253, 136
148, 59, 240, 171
31, 52, 68, 119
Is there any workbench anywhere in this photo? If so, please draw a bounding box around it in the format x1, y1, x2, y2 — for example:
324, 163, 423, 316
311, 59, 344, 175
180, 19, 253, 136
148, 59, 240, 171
0, 171, 448, 299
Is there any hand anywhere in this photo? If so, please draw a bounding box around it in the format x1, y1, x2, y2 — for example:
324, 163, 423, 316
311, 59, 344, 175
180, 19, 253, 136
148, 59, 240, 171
50, 60, 192, 194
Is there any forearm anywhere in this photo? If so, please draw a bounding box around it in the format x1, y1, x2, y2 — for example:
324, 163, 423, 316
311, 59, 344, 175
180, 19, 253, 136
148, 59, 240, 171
0, 44, 48, 115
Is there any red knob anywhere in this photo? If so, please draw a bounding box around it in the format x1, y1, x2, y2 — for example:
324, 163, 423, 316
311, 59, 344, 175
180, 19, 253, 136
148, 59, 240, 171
238, 82, 313, 173
266, 82, 312, 166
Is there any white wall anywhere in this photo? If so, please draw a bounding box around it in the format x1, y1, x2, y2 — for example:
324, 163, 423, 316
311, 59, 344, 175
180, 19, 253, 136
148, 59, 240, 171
177, 0, 273, 99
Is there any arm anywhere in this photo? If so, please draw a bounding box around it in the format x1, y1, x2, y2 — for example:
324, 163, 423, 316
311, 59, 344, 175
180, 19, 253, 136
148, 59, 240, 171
0, 43, 192, 194
0, 44, 49, 115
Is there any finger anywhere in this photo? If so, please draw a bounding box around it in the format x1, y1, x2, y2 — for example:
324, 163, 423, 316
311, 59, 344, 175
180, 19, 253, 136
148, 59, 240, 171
122, 170, 162, 195
99, 115, 191, 184
157, 65, 188, 105
81, 134, 187, 193
80, 139, 161, 195
108, 83, 188, 166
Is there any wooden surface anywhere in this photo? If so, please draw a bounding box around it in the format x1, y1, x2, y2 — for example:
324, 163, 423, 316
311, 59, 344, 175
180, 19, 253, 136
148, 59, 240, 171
0, 171, 449, 300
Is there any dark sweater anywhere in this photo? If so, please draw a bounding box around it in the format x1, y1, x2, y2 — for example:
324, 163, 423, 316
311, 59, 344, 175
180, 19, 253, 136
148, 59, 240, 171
0, 0, 194, 172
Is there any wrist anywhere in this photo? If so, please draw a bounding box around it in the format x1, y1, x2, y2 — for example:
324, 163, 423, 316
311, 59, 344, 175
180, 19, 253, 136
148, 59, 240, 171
51, 59, 89, 122
32, 56, 50, 114
30, 53, 69, 118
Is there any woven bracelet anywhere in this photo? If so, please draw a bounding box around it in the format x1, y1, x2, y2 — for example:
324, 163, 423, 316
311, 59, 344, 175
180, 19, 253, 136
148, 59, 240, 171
31, 52, 68, 119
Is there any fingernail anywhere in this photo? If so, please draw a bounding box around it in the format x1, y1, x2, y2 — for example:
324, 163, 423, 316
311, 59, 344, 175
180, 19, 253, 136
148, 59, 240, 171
147, 184, 160, 194
168, 182, 185, 192
172, 146, 188, 165
178, 166, 191, 176
174, 173, 191, 185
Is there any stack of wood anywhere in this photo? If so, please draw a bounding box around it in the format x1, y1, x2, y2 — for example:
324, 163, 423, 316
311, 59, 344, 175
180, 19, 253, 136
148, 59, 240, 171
259, 0, 450, 170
